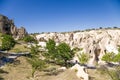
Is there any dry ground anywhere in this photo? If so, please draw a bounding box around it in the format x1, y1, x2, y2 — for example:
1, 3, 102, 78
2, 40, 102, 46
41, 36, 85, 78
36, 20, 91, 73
0, 56, 111, 80
87, 69, 110, 80
0, 57, 32, 80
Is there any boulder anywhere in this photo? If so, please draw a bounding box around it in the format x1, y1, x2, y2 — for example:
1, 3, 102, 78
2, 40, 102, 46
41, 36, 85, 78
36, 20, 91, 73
71, 64, 89, 80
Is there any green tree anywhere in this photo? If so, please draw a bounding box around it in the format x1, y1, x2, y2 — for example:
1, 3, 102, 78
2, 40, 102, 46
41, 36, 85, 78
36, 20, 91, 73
28, 45, 46, 77
28, 57, 46, 77
45, 39, 74, 67
77, 52, 89, 64
46, 39, 56, 60
1, 34, 16, 50
56, 42, 74, 67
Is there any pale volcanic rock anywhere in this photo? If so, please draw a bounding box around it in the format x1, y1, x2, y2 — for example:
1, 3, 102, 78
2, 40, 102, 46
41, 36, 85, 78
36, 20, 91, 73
71, 64, 89, 80
36, 29, 120, 65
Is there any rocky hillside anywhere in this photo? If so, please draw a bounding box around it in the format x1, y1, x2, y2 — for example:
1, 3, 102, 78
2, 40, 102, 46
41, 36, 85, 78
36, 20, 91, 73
36, 29, 120, 65
0, 14, 27, 39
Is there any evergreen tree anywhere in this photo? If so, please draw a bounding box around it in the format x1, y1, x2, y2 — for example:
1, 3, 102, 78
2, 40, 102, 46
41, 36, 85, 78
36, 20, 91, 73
28, 45, 46, 77
56, 42, 74, 66
46, 39, 56, 60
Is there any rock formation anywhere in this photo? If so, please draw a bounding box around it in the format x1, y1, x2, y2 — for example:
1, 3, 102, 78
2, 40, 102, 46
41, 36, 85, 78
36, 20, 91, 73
71, 64, 89, 80
0, 14, 27, 39
36, 29, 120, 65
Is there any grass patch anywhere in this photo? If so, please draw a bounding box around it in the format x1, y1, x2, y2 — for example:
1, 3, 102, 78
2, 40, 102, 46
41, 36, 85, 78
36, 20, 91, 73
9, 43, 30, 53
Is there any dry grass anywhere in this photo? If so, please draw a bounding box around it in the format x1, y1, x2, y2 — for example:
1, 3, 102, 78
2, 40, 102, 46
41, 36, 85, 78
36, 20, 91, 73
0, 56, 32, 80
34, 69, 80, 80
88, 69, 110, 80
0, 56, 80, 80
0, 56, 111, 80
9, 43, 30, 53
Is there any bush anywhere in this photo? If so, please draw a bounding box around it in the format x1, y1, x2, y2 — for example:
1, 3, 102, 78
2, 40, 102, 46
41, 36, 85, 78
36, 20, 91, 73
102, 52, 115, 63
23, 35, 37, 43
113, 53, 120, 63
1, 34, 16, 50
77, 52, 89, 64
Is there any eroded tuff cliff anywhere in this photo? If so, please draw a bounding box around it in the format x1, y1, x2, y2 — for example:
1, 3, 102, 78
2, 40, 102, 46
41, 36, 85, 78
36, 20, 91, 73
0, 14, 27, 39
36, 29, 120, 65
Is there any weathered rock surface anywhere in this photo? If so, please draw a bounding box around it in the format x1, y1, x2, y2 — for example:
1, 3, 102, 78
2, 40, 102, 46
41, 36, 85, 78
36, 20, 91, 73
36, 29, 120, 65
71, 64, 89, 80
0, 14, 27, 39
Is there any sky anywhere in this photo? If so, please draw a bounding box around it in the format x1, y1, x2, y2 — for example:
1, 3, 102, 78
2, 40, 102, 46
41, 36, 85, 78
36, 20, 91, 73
0, 0, 120, 33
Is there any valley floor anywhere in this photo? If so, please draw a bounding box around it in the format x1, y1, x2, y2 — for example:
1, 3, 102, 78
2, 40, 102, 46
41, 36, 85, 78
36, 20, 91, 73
0, 56, 111, 80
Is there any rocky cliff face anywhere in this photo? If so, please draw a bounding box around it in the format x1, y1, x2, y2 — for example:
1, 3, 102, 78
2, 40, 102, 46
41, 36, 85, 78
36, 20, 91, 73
0, 14, 27, 39
36, 29, 120, 65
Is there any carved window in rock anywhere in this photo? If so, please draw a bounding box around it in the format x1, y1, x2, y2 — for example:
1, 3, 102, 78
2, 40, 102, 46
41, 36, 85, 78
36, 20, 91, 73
89, 50, 91, 53
4, 24, 10, 31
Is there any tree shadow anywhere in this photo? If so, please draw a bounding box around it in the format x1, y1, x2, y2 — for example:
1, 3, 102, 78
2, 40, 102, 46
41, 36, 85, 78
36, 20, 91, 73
0, 69, 8, 80
0, 77, 4, 80
89, 76, 96, 80
106, 62, 119, 67
43, 68, 64, 76
0, 69, 8, 74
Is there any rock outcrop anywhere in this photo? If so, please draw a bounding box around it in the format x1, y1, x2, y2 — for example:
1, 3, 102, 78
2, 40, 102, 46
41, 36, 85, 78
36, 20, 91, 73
0, 14, 27, 39
36, 29, 120, 65
71, 64, 89, 80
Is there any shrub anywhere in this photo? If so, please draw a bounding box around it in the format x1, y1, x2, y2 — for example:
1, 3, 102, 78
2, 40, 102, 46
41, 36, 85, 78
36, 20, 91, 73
102, 52, 115, 63
23, 35, 37, 43
113, 53, 120, 63
1, 34, 16, 50
77, 52, 89, 64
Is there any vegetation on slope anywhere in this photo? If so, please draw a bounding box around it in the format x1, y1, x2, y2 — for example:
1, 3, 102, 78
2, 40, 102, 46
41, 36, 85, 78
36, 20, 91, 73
77, 52, 89, 65
23, 35, 37, 43
27, 44, 46, 77
1, 29, 120, 80
45, 39, 74, 67
101, 51, 120, 80
1, 34, 16, 50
